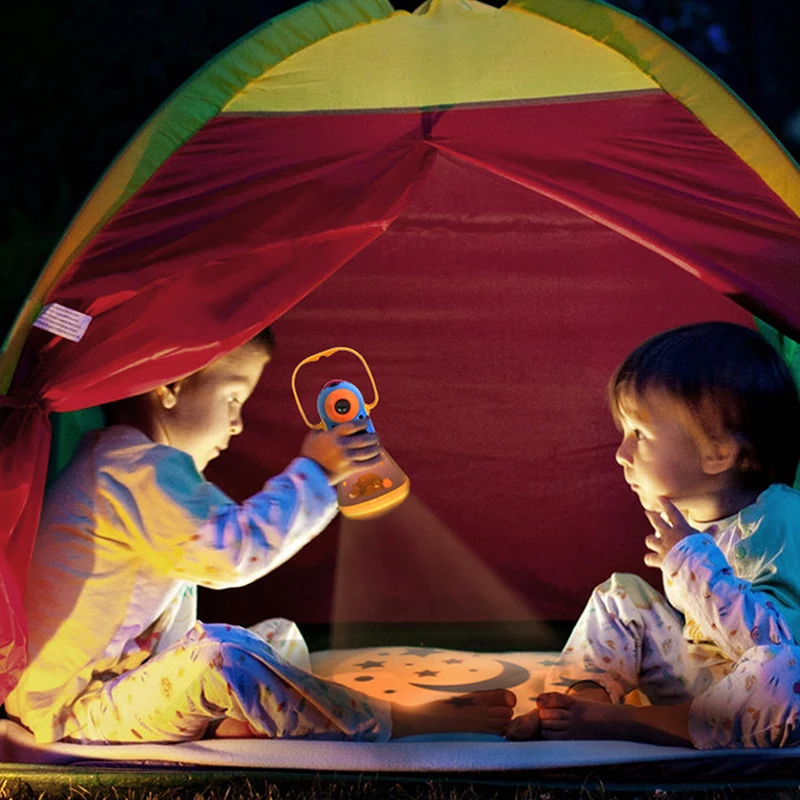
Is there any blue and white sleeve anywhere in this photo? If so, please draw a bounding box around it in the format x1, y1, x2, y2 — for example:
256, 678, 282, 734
661, 533, 795, 660
111, 448, 338, 588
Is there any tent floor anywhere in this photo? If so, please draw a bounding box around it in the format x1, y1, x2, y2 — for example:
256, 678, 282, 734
4, 644, 800, 792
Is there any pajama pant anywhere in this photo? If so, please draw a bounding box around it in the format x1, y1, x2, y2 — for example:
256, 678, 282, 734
545, 573, 800, 749
62, 619, 393, 744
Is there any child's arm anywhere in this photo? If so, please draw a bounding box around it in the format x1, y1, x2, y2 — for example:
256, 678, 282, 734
649, 499, 795, 661
104, 423, 380, 588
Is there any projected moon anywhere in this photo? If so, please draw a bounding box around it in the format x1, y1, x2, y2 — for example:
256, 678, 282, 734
409, 660, 530, 693
313, 647, 553, 714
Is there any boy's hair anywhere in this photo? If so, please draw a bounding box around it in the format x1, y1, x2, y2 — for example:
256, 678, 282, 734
104, 326, 275, 423
249, 326, 275, 357
609, 321, 800, 491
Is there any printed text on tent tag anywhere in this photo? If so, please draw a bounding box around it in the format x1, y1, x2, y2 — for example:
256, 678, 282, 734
33, 303, 93, 343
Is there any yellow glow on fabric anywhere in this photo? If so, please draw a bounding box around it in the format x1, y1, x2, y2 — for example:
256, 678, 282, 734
313, 644, 544, 711
312, 645, 649, 709
223, 0, 657, 115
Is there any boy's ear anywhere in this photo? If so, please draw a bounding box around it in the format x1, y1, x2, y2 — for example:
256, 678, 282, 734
155, 382, 182, 410
700, 436, 739, 476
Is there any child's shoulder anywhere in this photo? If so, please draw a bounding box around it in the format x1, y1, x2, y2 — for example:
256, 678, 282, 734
757, 482, 800, 504
70, 425, 197, 480
89, 424, 164, 457
746, 483, 800, 524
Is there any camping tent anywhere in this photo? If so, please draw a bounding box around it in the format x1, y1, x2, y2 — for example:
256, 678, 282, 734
2, 0, 800, 703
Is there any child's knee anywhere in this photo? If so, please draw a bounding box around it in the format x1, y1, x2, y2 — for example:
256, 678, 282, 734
691, 645, 800, 748
595, 573, 662, 605
602, 572, 648, 591
743, 644, 800, 710
184, 623, 257, 671
247, 618, 311, 670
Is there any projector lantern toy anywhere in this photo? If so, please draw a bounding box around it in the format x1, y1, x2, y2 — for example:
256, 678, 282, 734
292, 347, 410, 520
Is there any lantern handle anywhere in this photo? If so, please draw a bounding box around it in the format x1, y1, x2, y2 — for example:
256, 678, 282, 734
291, 347, 379, 430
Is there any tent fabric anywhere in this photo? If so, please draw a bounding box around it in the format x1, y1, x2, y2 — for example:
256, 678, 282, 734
513, 0, 800, 218
0, 0, 393, 400
221, 2, 659, 112
1, 0, 800, 706
198, 158, 757, 629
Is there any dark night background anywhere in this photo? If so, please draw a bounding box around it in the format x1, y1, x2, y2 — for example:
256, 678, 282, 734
2, 0, 799, 344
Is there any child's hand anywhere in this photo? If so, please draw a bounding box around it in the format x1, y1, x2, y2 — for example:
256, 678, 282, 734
300, 421, 382, 486
643, 497, 698, 569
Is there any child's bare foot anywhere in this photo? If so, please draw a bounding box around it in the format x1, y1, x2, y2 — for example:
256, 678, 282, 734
536, 692, 692, 746
536, 691, 627, 740
391, 689, 516, 738
505, 681, 610, 741
506, 709, 541, 740
213, 717, 259, 738
566, 680, 612, 704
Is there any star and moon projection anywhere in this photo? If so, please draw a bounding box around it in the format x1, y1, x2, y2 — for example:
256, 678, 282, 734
311, 646, 563, 715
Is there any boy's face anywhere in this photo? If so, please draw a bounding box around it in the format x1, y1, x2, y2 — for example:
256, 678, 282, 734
614, 388, 728, 521
156, 342, 270, 473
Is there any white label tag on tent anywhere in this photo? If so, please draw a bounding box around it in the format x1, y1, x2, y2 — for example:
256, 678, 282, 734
32, 303, 92, 343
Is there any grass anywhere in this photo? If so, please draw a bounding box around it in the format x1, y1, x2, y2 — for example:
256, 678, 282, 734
2, 769, 800, 800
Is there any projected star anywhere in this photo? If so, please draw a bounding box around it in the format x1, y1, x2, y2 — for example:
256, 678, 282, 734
402, 648, 439, 657
446, 696, 477, 708
354, 660, 385, 670
442, 659, 463, 664
415, 670, 439, 677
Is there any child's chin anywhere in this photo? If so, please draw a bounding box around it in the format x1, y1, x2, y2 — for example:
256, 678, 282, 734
629, 486, 661, 512
636, 495, 659, 512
